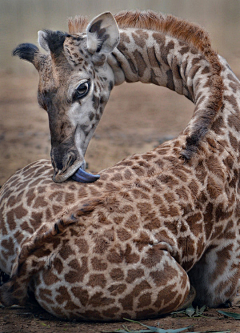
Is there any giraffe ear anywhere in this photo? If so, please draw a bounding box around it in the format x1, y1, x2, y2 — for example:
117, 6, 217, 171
86, 12, 120, 55
38, 30, 50, 52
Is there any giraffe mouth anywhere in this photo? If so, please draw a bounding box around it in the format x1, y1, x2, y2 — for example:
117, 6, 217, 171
51, 143, 100, 183
53, 162, 100, 183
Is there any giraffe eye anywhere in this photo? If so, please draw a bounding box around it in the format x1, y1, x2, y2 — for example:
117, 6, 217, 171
73, 80, 91, 101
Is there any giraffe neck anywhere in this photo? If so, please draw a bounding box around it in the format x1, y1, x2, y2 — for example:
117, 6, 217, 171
109, 29, 196, 99
209, 55, 240, 159
108, 28, 223, 159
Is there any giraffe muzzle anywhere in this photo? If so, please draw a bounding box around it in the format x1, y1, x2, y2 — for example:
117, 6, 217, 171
51, 147, 81, 182
53, 163, 100, 183
51, 149, 100, 183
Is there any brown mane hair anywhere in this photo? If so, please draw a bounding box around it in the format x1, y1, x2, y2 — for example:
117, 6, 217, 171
68, 10, 220, 72
68, 15, 88, 34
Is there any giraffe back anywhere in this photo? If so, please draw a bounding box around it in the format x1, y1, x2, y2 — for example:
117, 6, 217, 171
1, 133, 240, 320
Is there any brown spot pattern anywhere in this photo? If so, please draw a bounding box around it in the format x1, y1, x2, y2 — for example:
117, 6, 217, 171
1, 8, 240, 322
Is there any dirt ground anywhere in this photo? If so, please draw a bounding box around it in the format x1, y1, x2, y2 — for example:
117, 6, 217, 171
1, 73, 240, 332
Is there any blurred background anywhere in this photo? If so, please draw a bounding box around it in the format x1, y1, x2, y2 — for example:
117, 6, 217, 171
1, 0, 240, 74
1, 0, 240, 184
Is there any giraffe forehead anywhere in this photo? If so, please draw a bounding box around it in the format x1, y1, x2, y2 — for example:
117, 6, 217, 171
38, 36, 91, 94
38, 65, 57, 98
64, 34, 91, 66
38, 58, 88, 100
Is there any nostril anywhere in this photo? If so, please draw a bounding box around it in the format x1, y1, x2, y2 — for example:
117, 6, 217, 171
66, 157, 72, 169
51, 158, 57, 171
51, 148, 78, 176
66, 152, 75, 168
60, 152, 76, 173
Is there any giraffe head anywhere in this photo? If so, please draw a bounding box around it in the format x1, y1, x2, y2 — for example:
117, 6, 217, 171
13, 12, 119, 182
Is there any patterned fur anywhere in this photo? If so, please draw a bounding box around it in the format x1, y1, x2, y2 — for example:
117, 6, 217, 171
1, 11, 240, 321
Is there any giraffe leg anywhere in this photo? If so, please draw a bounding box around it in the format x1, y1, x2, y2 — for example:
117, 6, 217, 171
0, 257, 46, 307
29, 248, 191, 321
0, 239, 191, 320
188, 241, 240, 307
0, 269, 9, 286
135, 248, 191, 317
176, 285, 196, 310
33, 249, 191, 321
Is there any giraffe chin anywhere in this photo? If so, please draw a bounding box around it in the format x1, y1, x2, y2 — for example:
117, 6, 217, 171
71, 166, 100, 183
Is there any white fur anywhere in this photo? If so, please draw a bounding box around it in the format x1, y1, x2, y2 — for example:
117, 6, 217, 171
86, 12, 120, 54
38, 30, 50, 52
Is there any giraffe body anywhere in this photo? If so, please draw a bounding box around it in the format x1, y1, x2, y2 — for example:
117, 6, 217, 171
1, 11, 240, 321
0, 132, 240, 320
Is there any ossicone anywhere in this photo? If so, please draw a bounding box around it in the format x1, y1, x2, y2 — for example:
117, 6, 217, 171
38, 30, 67, 56
12, 43, 40, 67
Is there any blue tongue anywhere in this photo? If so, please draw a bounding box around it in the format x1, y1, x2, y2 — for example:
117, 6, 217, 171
71, 167, 100, 183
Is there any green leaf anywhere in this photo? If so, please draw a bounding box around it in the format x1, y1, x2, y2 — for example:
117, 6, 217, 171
172, 305, 207, 318
102, 326, 159, 333
198, 305, 206, 315
185, 305, 195, 317
177, 328, 228, 333
103, 326, 230, 333
218, 309, 240, 319
119, 326, 191, 333
104, 317, 230, 333
118, 320, 192, 333
194, 331, 230, 333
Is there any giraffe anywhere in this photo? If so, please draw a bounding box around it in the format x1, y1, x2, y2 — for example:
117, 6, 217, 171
12, 10, 223, 183
1, 10, 240, 321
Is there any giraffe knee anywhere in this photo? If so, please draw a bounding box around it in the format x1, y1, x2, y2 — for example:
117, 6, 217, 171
0, 278, 29, 307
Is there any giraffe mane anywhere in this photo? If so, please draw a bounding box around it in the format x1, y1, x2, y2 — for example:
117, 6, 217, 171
116, 10, 209, 52
68, 15, 89, 34
68, 10, 220, 72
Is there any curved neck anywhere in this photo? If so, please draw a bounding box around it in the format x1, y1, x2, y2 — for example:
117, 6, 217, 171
109, 29, 209, 99
107, 28, 223, 159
